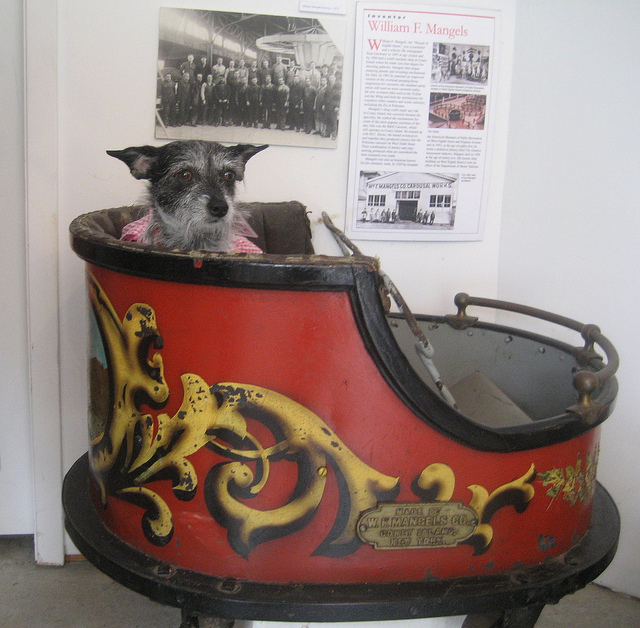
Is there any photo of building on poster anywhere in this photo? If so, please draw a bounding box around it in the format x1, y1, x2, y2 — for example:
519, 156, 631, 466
347, 3, 499, 241
356, 171, 458, 232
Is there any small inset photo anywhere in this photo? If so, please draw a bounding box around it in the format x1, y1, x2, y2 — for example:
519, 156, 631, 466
355, 171, 459, 233
431, 43, 490, 85
429, 93, 486, 130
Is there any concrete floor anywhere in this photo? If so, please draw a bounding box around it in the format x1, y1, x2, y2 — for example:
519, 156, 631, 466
2, 536, 640, 627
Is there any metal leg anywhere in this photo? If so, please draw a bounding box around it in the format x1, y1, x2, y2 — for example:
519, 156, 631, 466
180, 608, 234, 628
463, 602, 545, 628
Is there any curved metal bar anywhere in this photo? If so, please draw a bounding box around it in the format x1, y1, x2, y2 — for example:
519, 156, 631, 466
447, 293, 619, 424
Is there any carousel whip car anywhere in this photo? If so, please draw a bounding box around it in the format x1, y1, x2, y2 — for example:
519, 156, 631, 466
64, 202, 619, 628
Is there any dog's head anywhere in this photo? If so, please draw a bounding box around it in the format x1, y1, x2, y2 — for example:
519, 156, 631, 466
107, 140, 267, 249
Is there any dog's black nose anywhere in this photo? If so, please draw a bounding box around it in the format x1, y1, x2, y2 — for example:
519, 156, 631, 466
208, 200, 228, 218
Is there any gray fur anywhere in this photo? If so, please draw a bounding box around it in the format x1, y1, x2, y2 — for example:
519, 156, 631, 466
107, 140, 268, 251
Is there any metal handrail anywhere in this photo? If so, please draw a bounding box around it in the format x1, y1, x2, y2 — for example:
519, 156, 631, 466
446, 293, 619, 424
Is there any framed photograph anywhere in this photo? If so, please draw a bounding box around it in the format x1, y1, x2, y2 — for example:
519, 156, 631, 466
155, 8, 344, 149
346, 3, 500, 241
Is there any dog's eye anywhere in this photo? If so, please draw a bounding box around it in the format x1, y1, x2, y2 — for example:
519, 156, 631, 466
178, 170, 193, 183
223, 170, 236, 182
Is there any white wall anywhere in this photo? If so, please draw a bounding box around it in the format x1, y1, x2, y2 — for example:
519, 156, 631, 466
498, 0, 640, 597
0, 0, 34, 535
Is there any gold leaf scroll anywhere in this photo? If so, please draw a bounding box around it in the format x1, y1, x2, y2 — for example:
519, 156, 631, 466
88, 274, 399, 554
465, 464, 536, 553
205, 384, 400, 558
415, 462, 536, 554
88, 274, 169, 503
128, 374, 249, 499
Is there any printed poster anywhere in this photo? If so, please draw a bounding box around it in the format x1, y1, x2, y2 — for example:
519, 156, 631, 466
347, 3, 500, 240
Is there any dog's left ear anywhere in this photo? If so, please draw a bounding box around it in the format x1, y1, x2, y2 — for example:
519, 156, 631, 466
228, 144, 269, 164
107, 146, 160, 180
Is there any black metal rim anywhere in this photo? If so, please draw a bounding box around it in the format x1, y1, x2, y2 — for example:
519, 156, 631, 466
63, 454, 620, 623
70, 209, 379, 291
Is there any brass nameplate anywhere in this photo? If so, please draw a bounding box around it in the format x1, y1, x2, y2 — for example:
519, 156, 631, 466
357, 502, 478, 550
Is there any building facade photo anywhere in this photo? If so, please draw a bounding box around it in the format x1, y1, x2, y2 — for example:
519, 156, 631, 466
357, 171, 458, 230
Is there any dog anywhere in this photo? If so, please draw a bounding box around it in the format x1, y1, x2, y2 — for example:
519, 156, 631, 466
107, 140, 268, 252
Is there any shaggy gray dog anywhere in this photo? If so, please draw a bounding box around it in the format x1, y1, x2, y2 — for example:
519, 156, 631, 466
108, 140, 267, 251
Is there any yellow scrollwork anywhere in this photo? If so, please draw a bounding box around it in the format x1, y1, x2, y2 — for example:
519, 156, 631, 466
87, 274, 399, 553
128, 374, 248, 497
88, 275, 169, 498
412, 462, 536, 554
415, 463, 456, 501
88, 273, 536, 558
466, 464, 536, 553
206, 384, 400, 557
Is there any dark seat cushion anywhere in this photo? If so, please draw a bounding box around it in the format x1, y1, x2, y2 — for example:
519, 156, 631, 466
239, 201, 313, 254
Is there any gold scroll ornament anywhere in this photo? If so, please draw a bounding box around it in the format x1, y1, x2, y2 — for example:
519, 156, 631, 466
88, 274, 399, 554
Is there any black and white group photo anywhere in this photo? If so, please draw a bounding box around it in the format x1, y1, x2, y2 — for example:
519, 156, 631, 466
431, 43, 490, 86
155, 8, 344, 148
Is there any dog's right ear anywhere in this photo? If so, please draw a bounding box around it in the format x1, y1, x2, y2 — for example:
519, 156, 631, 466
107, 146, 160, 180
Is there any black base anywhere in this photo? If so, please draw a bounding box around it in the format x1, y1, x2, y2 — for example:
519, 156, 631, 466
63, 453, 619, 624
